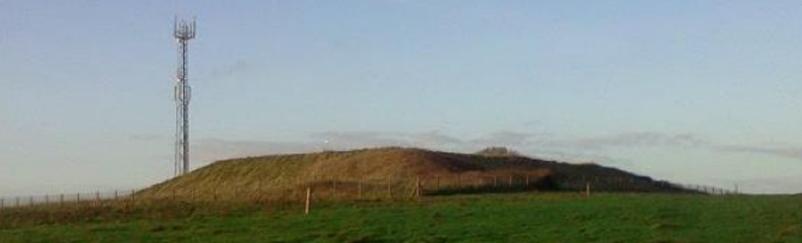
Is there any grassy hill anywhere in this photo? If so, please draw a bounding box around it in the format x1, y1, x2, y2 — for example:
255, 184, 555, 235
0, 148, 786, 242
140, 147, 685, 199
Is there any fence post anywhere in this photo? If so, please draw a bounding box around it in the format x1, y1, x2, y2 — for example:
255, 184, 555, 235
130, 189, 135, 206
357, 180, 363, 199
76, 193, 80, 203
29, 196, 33, 206
60, 194, 64, 206
95, 191, 100, 206
15, 197, 19, 207
1, 199, 4, 209
493, 176, 498, 187
45, 195, 49, 204
258, 180, 263, 199
585, 182, 591, 197
525, 175, 530, 187
332, 180, 337, 199
508, 176, 513, 187
114, 190, 118, 201
415, 177, 421, 199
386, 178, 392, 199
304, 187, 312, 215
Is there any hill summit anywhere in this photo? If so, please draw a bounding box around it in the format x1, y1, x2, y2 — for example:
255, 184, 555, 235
475, 147, 522, 157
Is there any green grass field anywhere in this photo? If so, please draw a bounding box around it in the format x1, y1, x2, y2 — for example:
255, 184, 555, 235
0, 193, 800, 242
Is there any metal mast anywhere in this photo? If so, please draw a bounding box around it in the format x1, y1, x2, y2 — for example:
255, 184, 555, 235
173, 17, 196, 176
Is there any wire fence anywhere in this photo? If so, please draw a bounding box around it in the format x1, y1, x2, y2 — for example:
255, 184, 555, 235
0, 190, 136, 209
0, 175, 740, 210
673, 183, 739, 195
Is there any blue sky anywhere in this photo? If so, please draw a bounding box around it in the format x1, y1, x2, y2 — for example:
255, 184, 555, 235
2, 0, 802, 195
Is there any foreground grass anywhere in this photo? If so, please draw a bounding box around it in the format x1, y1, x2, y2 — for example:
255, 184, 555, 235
0, 193, 800, 242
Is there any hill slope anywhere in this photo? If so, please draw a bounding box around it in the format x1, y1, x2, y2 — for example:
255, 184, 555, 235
141, 147, 684, 198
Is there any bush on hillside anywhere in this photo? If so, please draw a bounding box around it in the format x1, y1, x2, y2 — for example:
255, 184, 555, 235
476, 147, 521, 157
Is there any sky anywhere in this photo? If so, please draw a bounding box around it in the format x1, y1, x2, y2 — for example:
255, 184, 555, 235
2, 0, 802, 195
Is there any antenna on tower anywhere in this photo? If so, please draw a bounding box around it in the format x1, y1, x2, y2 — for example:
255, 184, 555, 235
173, 16, 196, 176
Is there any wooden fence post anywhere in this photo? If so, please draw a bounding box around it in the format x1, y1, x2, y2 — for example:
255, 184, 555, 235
508, 176, 513, 187
114, 190, 119, 201
304, 187, 312, 215
76, 193, 80, 203
585, 182, 591, 197
387, 179, 392, 199
29, 196, 33, 206
95, 191, 100, 206
15, 197, 19, 207
525, 175, 530, 187
60, 194, 64, 206
493, 176, 498, 187
414, 177, 421, 199
1, 199, 4, 209
45, 195, 49, 204
332, 180, 337, 199
357, 180, 363, 199
258, 180, 263, 198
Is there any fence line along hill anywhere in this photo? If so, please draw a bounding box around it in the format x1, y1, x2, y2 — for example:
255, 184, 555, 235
138, 147, 687, 200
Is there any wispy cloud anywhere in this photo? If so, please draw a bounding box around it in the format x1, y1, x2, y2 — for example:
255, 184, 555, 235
311, 131, 411, 148
191, 138, 316, 163
311, 130, 537, 151
191, 130, 802, 169
560, 132, 708, 150
203, 130, 629, 165
470, 131, 533, 147
409, 131, 467, 146
204, 59, 251, 80
128, 134, 165, 141
714, 145, 802, 160
549, 132, 802, 162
